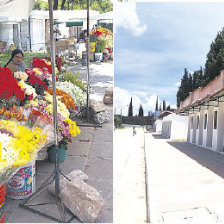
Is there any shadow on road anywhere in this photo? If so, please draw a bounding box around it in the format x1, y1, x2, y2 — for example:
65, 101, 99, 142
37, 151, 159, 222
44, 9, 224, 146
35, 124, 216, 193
168, 141, 224, 179
152, 134, 168, 139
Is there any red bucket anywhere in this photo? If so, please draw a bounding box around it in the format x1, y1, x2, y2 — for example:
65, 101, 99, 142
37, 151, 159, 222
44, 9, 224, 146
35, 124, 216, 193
0, 184, 6, 223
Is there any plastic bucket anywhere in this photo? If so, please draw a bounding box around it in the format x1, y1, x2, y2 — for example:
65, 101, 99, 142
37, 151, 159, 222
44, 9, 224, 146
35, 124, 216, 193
95, 52, 103, 62
7, 161, 36, 199
48, 145, 66, 163
0, 184, 6, 223
89, 42, 96, 52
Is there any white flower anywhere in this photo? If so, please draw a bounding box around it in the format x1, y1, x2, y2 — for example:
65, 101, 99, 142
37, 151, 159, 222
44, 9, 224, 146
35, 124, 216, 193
56, 81, 86, 106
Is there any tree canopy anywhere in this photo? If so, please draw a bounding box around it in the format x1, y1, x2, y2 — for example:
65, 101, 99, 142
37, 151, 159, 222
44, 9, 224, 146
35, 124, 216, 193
33, 0, 113, 13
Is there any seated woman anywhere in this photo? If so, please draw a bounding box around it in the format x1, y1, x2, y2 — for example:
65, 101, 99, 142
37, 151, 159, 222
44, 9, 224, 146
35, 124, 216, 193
5, 49, 26, 73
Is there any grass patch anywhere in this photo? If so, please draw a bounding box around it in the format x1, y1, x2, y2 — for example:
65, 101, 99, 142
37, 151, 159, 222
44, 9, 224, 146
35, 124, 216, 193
0, 51, 48, 68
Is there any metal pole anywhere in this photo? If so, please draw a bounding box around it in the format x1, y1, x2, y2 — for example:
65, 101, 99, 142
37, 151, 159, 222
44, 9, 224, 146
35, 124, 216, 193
48, 0, 61, 202
86, 0, 90, 121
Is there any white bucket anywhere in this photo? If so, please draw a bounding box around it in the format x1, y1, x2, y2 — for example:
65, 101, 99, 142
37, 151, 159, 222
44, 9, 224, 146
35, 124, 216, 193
7, 161, 36, 199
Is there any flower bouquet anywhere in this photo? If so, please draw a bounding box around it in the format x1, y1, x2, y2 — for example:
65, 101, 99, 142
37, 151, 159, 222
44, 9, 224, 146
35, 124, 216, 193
0, 120, 48, 185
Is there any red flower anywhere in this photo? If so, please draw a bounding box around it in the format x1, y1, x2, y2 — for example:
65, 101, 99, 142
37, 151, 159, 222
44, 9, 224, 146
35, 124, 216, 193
0, 67, 25, 101
25, 69, 48, 91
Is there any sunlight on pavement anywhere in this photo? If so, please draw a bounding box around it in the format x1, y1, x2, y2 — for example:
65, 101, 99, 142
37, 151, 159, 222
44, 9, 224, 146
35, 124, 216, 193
114, 126, 147, 223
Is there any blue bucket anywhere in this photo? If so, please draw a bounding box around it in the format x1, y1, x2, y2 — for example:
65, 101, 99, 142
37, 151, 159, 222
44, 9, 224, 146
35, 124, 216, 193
48, 145, 66, 163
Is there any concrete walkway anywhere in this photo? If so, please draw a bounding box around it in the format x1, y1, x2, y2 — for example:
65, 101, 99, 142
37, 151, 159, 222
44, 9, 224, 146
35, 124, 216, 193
4, 61, 113, 223
114, 126, 147, 223
145, 132, 224, 224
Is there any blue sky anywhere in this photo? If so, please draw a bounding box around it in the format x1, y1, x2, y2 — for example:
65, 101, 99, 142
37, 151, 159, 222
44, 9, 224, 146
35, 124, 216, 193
114, 2, 224, 115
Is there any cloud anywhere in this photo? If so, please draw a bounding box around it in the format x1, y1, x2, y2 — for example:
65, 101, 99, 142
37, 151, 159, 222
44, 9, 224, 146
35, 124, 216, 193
114, 87, 174, 116
174, 81, 181, 87
114, 87, 142, 116
113, 1, 147, 36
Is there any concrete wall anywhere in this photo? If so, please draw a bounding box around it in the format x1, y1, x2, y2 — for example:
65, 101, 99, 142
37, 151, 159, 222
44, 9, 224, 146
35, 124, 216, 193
162, 120, 171, 138
161, 114, 189, 140
0, 23, 14, 48
30, 18, 45, 51
213, 100, 224, 152
155, 119, 162, 133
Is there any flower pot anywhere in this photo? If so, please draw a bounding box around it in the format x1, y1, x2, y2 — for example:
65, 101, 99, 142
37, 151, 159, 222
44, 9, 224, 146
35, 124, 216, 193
48, 145, 66, 163
95, 52, 103, 62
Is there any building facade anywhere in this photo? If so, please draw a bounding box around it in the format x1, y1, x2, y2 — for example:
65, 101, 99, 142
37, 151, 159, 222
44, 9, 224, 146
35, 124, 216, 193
178, 71, 224, 152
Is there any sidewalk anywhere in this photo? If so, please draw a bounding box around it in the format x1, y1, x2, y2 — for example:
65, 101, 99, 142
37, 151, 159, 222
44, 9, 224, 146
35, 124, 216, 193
114, 126, 147, 223
4, 62, 113, 223
145, 132, 224, 224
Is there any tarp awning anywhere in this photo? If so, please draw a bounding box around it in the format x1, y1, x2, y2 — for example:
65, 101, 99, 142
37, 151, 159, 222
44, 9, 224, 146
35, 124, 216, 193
66, 21, 83, 27
0, 0, 35, 19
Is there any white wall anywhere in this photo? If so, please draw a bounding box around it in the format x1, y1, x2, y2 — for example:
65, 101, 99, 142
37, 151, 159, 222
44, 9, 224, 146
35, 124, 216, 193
30, 18, 45, 51
162, 120, 172, 138
170, 115, 189, 141
0, 23, 14, 48
155, 119, 162, 133
162, 114, 188, 141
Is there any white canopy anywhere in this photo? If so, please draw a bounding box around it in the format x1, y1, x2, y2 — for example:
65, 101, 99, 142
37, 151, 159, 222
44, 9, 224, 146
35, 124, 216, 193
0, 0, 35, 20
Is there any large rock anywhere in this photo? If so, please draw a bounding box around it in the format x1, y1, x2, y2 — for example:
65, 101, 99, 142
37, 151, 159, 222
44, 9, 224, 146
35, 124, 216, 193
105, 87, 113, 97
103, 95, 113, 105
48, 170, 88, 194
61, 178, 104, 223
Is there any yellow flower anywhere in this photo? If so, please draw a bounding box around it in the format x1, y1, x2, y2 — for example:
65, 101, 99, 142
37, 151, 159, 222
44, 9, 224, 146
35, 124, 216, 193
33, 68, 43, 75
65, 118, 81, 137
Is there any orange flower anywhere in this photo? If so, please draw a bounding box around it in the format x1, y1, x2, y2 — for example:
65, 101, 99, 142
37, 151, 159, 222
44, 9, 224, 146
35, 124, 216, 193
47, 89, 76, 110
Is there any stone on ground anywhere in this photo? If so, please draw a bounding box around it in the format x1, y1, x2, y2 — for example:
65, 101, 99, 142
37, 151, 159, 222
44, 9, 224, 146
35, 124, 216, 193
61, 178, 104, 223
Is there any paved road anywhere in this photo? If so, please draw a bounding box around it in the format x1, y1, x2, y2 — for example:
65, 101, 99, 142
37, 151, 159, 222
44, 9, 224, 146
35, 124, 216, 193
114, 126, 147, 223
146, 132, 224, 224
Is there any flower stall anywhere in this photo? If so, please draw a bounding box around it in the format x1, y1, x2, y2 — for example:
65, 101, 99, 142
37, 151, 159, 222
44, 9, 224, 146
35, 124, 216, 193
0, 55, 86, 209
90, 26, 113, 62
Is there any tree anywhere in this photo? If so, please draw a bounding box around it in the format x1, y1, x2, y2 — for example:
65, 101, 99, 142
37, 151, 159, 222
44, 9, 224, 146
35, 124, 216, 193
155, 95, 158, 112
204, 28, 224, 86
176, 68, 190, 107
159, 103, 162, 111
188, 73, 193, 93
162, 100, 166, 111
33, 0, 113, 13
128, 97, 133, 117
167, 105, 171, 111
138, 104, 144, 116
53, 0, 59, 10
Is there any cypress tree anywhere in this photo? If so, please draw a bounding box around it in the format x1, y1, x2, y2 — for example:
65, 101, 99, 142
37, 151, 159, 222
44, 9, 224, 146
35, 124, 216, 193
204, 28, 224, 86
176, 68, 189, 107
155, 96, 158, 112
138, 104, 144, 116
128, 97, 133, 116
162, 100, 166, 111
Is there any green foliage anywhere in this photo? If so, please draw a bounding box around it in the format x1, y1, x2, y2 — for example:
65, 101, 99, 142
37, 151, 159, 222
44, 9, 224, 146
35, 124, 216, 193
95, 39, 106, 53
176, 68, 190, 107
138, 104, 144, 116
33, 0, 49, 10
155, 95, 158, 111
114, 115, 122, 128
128, 97, 133, 116
33, 0, 113, 13
62, 71, 86, 91
162, 100, 166, 111
204, 28, 224, 86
